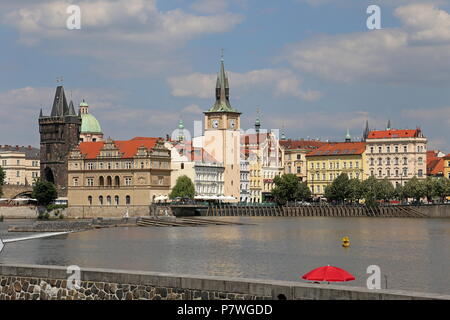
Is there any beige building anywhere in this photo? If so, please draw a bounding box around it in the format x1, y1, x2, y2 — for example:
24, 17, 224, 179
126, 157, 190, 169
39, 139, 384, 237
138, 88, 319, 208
166, 140, 225, 198
280, 139, 326, 182
0, 145, 40, 186
242, 126, 284, 203
365, 128, 427, 187
67, 137, 171, 207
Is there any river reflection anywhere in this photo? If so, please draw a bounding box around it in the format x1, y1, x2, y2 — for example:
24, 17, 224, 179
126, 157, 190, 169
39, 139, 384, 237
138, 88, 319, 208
1, 217, 450, 294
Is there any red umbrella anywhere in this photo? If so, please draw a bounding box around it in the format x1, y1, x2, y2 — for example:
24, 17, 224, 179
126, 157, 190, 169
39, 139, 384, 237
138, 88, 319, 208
302, 265, 355, 282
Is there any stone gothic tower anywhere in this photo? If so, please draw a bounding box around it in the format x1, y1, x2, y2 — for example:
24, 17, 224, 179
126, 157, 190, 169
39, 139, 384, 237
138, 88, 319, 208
39, 86, 81, 196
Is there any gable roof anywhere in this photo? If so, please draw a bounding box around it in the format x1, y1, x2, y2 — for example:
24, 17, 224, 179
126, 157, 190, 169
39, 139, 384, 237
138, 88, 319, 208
306, 142, 366, 157
280, 139, 327, 150
367, 129, 423, 139
78, 137, 160, 160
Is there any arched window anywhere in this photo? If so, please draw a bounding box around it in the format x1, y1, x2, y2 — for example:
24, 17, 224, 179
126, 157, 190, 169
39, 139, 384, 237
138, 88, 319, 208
107, 196, 112, 205
115, 176, 120, 186
88, 196, 93, 205
99, 176, 104, 187
126, 195, 131, 205
107, 176, 112, 187
99, 196, 104, 205
181, 163, 184, 170
114, 196, 119, 205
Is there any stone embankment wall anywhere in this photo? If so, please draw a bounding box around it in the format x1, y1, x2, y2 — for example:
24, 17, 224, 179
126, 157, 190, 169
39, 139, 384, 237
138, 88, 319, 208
1, 264, 449, 300
0, 206, 38, 219
66, 206, 150, 218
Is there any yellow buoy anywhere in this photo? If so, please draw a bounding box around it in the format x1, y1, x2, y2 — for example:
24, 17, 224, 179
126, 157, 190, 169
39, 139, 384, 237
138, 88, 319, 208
342, 236, 350, 248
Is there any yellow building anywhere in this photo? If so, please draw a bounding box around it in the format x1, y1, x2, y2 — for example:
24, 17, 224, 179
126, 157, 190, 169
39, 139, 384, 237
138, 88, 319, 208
280, 139, 326, 182
249, 161, 262, 203
67, 137, 171, 208
0, 145, 40, 186
444, 154, 450, 179
305, 142, 367, 197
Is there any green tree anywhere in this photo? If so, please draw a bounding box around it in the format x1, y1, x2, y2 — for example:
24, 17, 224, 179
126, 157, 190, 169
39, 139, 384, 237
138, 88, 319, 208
422, 177, 436, 202
0, 166, 5, 197
324, 173, 350, 203
169, 175, 195, 200
361, 176, 380, 207
434, 178, 450, 203
394, 184, 405, 203
403, 176, 426, 203
347, 178, 363, 203
32, 179, 58, 206
377, 178, 395, 202
296, 181, 312, 201
272, 174, 302, 204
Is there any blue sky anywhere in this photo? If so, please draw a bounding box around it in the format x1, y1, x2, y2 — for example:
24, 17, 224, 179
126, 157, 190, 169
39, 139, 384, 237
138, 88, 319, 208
1, 0, 450, 151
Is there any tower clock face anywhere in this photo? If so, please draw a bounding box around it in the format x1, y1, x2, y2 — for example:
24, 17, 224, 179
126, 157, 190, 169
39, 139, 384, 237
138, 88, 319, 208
229, 119, 236, 129
212, 120, 219, 128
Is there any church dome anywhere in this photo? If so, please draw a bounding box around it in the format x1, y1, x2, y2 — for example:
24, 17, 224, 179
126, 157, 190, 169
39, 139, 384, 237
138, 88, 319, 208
81, 113, 102, 134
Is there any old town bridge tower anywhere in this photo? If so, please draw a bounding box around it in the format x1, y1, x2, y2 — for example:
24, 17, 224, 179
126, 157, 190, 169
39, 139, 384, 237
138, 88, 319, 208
39, 86, 81, 196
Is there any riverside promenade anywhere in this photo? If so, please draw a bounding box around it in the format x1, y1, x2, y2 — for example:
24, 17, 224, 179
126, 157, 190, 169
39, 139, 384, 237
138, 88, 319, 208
1, 264, 450, 300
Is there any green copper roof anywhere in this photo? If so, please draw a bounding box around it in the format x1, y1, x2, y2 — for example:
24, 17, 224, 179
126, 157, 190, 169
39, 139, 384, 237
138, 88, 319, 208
178, 119, 184, 129
206, 59, 240, 114
81, 113, 102, 134
80, 100, 88, 107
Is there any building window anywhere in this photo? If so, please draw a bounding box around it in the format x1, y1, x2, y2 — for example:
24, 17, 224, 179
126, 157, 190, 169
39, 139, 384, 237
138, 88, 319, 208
126, 195, 131, 205
181, 163, 184, 170
87, 178, 94, 186
114, 196, 119, 205
403, 145, 407, 153
378, 146, 382, 153
379, 170, 382, 177
99, 196, 104, 205
387, 146, 390, 153
16, 171, 20, 177
99, 176, 104, 186
395, 146, 399, 153
418, 157, 423, 165
418, 169, 423, 177
88, 196, 93, 205
126, 162, 132, 169
87, 163, 94, 170
395, 158, 399, 165
73, 178, 79, 186
107, 196, 112, 205
378, 158, 382, 166
403, 158, 408, 165
125, 177, 132, 186
1, 160, 6, 166
387, 158, 391, 165
370, 146, 374, 153
297, 167, 301, 174
370, 158, 374, 166
99, 163, 104, 169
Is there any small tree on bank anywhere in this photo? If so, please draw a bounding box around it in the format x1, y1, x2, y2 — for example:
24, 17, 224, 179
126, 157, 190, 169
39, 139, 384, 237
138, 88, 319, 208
169, 175, 195, 200
32, 179, 58, 206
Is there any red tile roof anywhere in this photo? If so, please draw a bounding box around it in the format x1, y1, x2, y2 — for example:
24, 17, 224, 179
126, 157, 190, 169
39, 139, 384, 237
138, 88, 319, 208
427, 158, 444, 175
367, 129, 422, 139
78, 137, 160, 159
306, 142, 366, 157
280, 139, 327, 150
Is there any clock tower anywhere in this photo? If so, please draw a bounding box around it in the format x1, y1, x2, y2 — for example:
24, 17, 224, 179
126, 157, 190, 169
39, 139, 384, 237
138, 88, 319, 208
203, 57, 241, 201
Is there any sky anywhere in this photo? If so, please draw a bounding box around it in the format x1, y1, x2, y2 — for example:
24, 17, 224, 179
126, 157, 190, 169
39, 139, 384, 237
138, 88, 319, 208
1, 0, 450, 151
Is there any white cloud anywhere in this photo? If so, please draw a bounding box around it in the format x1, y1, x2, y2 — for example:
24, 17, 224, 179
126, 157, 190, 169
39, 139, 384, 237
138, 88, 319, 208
167, 68, 321, 100
191, 0, 229, 14
282, 3, 450, 84
182, 104, 203, 114
1, 0, 244, 77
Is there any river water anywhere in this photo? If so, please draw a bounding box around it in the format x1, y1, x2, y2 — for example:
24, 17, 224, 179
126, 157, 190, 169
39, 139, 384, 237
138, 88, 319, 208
1, 217, 450, 295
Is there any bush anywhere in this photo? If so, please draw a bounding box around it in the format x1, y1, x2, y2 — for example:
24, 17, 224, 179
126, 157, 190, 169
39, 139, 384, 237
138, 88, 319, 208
38, 211, 50, 220
32, 180, 58, 206
46, 204, 67, 211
